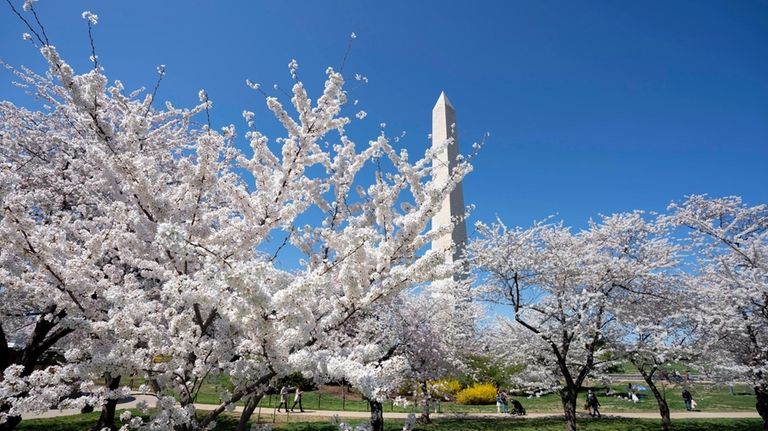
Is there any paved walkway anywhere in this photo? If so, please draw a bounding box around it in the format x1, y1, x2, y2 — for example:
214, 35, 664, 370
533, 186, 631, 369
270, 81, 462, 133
23, 394, 761, 420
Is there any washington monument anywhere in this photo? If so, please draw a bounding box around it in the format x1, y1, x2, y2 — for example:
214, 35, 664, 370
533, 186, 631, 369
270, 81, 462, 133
431, 92, 468, 269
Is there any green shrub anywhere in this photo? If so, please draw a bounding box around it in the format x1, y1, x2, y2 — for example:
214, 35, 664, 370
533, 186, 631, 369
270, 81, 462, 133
458, 354, 523, 388
396, 381, 416, 396
455, 382, 497, 405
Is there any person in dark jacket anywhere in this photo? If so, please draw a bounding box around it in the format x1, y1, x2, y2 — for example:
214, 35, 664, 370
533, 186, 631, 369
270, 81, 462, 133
682, 388, 693, 411
587, 389, 601, 418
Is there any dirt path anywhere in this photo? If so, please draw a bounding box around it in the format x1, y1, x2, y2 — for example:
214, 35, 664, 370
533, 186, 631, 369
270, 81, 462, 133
23, 393, 761, 420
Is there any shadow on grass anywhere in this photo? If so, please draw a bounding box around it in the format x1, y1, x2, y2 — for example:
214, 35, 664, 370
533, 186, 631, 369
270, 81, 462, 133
16, 413, 765, 431
276, 417, 766, 431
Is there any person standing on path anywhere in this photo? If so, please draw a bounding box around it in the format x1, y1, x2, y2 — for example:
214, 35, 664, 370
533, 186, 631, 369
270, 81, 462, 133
500, 390, 509, 414
291, 387, 305, 412
682, 388, 693, 411
587, 389, 601, 418
277, 386, 290, 412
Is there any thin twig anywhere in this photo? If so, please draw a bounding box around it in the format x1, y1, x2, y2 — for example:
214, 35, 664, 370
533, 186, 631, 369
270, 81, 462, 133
273, 84, 291, 98
86, 21, 98, 70
339, 33, 356, 72
269, 228, 294, 263
144, 66, 166, 118
28, 3, 49, 45
3, 0, 45, 46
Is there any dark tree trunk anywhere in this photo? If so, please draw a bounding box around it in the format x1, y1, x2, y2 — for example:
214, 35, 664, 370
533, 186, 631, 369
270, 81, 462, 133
560, 388, 578, 431
93, 373, 122, 431
0, 415, 21, 431
755, 384, 768, 431
0, 309, 73, 431
235, 394, 263, 431
369, 399, 384, 431
417, 380, 431, 424
195, 371, 276, 431
639, 367, 671, 431
149, 378, 162, 394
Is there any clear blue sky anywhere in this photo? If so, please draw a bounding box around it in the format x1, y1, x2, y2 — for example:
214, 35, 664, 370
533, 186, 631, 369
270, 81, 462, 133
2, 0, 767, 233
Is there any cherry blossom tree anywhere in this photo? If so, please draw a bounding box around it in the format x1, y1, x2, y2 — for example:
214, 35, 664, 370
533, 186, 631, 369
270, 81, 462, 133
606, 273, 700, 431
669, 195, 768, 430
471, 212, 679, 431
403, 281, 479, 424
307, 277, 478, 431
376, 280, 479, 425
0, 4, 472, 430
321, 305, 412, 431
1, 33, 225, 428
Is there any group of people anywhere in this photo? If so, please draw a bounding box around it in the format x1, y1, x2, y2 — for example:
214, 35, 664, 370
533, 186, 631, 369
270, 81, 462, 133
625, 383, 641, 403
495, 390, 526, 415
604, 383, 642, 403
588, 385, 698, 417
276, 386, 305, 413
273, 383, 696, 416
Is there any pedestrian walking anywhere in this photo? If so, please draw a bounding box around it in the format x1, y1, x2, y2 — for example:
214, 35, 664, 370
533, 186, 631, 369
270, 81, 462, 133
277, 386, 289, 412
291, 387, 305, 412
587, 389, 601, 418
682, 388, 693, 411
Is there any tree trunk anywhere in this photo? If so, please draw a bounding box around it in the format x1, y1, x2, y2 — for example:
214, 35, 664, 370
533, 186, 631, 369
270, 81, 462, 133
560, 388, 578, 431
755, 384, 768, 431
0, 309, 72, 431
93, 373, 122, 431
368, 398, 384, 431
0, 415, 21, 431
235, 393, 263, 431
417, 380, 431, 424
195, 371, 276, 431
640, 370, 671, 431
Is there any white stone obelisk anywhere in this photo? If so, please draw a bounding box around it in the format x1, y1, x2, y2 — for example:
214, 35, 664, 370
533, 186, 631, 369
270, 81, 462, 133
431, 92, 468, 271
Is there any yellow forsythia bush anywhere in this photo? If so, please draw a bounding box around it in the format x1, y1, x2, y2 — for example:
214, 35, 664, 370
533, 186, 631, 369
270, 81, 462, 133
455, 382, 497, 405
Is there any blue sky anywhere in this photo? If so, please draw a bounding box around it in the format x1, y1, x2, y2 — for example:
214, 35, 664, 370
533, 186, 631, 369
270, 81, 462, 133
2, 0, 767, 236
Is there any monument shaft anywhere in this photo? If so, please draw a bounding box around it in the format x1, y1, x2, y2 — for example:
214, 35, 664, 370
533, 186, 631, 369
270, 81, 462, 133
431, 92, 468, 266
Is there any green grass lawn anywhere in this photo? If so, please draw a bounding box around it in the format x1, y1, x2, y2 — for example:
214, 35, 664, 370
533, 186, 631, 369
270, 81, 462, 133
16, 414, 766, 431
